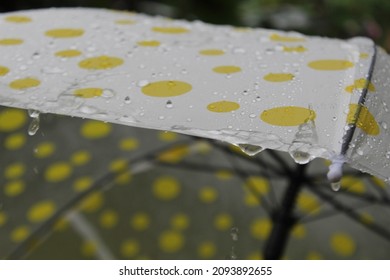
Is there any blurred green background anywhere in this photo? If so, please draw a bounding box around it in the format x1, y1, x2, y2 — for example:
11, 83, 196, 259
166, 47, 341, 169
1, 0, 390, 50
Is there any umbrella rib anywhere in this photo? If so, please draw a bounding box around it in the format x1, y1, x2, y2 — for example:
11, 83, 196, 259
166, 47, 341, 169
307, 184, 390, 244
5, 139, 192, 260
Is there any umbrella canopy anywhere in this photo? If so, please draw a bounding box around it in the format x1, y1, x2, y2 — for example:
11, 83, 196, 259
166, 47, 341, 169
1, 106, 390, 260
0, 7, 389, 180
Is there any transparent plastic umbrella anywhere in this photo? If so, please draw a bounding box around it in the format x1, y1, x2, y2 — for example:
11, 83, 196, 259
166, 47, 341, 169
1, 7, 389, 183
1, 7, 390, 260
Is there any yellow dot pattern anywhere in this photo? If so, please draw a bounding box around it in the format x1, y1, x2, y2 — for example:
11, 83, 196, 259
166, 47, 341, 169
197, 241, 216, 258
0, 109, 27, 132
207, 101, 240, 113
79, 192, 104, 213
55, 49, 82, 57
264, 73, 294, 82
158, 230, 184, 253
119, 138, 139, 151
341, 176, 366, 193
4, 163, 25, 179
4, 133, 26, 150
347, 104, 380, 136
81, 120, 112, 139
283, 46, 307, 53
152, 27, 189, 34
308, 59, 354, 70
330, 233, 356, 257
244, 176, 269, 195
297, 193, 320, 215
45, 28, 84, 38
0, 211, 7, 227
74, 88, 103, 98
4, 180, 25, 197
158, 131, 178, 142
142, 80, 192, 97
261, 106, 316, 126
44, 162, 73, 183
157, 145, 189, 163
212, 65, 241, 74
79, 56, 124, 70
250, 218, 271, 240
199, 186, 218, 203
9, 78, 41, 90
34, 142, 55, 158
27, 201, 56, 223
270, 33, 305, 42
214, 213, 232, 231
73, 177, 93, 192
152, 176, 181, 200
0, 65, 10, 76
199, 49, 225, 56
99, 209, 118, 228
171, 213, 189, 230
11, 226, 30, 242
345, 78, 376, 93
5, 15, 32, 23
121, 239, 139, 258
137, 40, 161, 47
130, 212, 150, 231
71, 150, 91, 165
116, 19, 136, 25
0, 38, 24, 45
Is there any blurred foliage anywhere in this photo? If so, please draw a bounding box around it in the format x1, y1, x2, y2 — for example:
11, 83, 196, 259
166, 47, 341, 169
1, 0, 390, 50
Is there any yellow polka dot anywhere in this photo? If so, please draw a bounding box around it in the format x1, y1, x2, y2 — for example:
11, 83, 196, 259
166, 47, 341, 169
291, 224, 306, 239
297, 193, 320, 214
372, 177, 386, 188
199, 49, 225, 56
171, 213, 189, 230
283, 46, 307, 52
250, 218, 271, 240
71, 150, 91, 165
74, 88, 103, 98
4, 180, 25, 197
330, 233, 356, 257
130, 212, 150, 231
53, 218, 69, 232
244, 176, 269, 194
142, 80, 192, 97
270, 33, 305, 42
308, 59, 354, 70
81, 120, 111, 139
121, 239, 139, 258
116, 19, 136, 25
119, 138, 139, 151
260, 106, 316, 126
306, 251, 322, 260
359, 213, 374, 225
115, 171, 132, 185
157, 145, 189, 163
109, 159, 128, 173
158, 131, 178, 142
79, 55, 124, 70
215, 170, 233, 180
360, 53, 369, 59
11, 226, 30, 242
80, 192, 104, 212
0, 108, 27, 132
152, 26, 189, 34
4, 162, 25, 179
9, 78, 40, 90
44, 162, 72, 183
212, 65, 241, 74
55, 49, 82, 57
137, 40, 161, 47
99, 209, 118, 228
34, 142, 55, 158
0, 65, 10, 76
197, 242, 216, 258
73, 177, 93, 192
152, 176, 181, 200
4, 133, 26, 150
263, 73, 294, 82
199, 186, 218, 203
159, 230, 184, 253
0, 211, 7, 227
214, 213, 232, 231
5, 15, 32, 23
342, 176, 365, 193
45, 28, 84, 38
347, 104, 379, 135
246, 251, 263, 260
244, 193, 260, 207
81, 241, 96, 257
207, 101, 240, 113
345, 78, 375, 93
27, 201, 56, 222
0, 38, 24, 45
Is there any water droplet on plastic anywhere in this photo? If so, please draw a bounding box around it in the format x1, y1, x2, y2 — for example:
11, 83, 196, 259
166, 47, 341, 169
331, 181, 341, 192
230, 227, 239, 241
124, 96, 131, 104
381, 122, 388, 130
102, 89, 115, 98
386, 151, 390, 159
289, 150, 312, 164
137, 80, 149, 87
79, 105, 98, 115
165, 100, 173, 109
32, 52, 41, 59
249, 113, 256, 118
233, 48, 246, 54
28, 109, 40, 118
332, 116, 337, 121
28, 114, 40, 136
237, 144, 264, 156
356, 148, 364, 156
158, 115, 165, 120
43, 66, 64, 74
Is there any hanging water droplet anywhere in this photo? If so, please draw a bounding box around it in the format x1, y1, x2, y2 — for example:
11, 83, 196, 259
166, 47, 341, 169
137, 80, 149, 87
124, 96, 131, 104
289, 150, 311, 164
331, 181, 341, 192
28, 116, 40, 136
230, 227, 239, 242
165, 100, 173, 109
28, 109, 40, 118
356, 148, 364, 156
237, 144, 264, 156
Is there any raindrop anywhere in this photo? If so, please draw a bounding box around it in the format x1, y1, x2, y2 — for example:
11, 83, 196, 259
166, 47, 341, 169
356, 148, 364, 156
32, 52, 41, 59
137, 80, 149, 87
181, 69, 188, 74
28, 113, 40, 136
332, 116, 337, 121
165, 100, 173, 109
79, 105, 98, 115
331, 181, 341, 192
158, 115, 165, 120
42, 66, 64, 74
28, 109, 40, 118
124, 96, 131, 104
289, 150, 312, 164
249, 114, 256, 118
386, 151, 390, 159
241, 90, 249, 96
381, 122, 388, 130
237, 144, 264, 156
230, 227, 239, 242
102, 89, 115, 98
